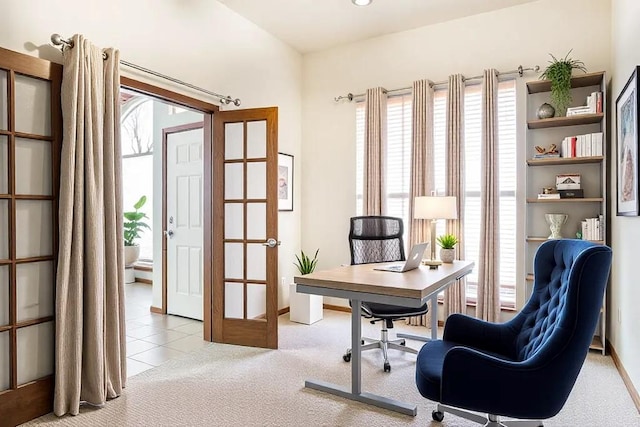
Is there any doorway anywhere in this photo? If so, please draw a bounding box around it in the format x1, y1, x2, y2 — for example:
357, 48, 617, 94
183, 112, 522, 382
121, 78, 280, 349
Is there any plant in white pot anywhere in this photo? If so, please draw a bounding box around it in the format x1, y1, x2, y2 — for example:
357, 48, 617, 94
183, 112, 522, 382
436, 234, 458, 263
124, 195, 150, 266
294, 249, 319, 275
290, 249, 322, 325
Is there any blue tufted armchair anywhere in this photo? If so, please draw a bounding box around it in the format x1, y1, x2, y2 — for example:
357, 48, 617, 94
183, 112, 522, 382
415, 239, 612, 427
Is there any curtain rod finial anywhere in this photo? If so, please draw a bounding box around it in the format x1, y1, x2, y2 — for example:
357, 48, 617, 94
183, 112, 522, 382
50, 33, 63, 45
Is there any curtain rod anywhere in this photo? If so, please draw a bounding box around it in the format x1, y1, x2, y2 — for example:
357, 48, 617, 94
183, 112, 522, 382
334, 64, 540, 102
50, 34, 241, 106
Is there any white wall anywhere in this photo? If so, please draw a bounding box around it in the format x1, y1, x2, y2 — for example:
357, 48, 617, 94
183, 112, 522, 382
610, 0, 640, 398
0, 0, 303, 311
301, 0, 611, 304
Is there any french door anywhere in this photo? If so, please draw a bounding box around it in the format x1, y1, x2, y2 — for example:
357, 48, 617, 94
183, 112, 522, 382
213, 108, 278, 349
0, 47, 61, 425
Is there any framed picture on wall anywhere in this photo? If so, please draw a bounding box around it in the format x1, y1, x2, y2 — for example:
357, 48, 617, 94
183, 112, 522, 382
616, 66, 640, 216
278, 152, 294, 211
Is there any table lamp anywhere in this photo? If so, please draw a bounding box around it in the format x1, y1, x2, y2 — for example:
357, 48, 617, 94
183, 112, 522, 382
414, 196, 458, 268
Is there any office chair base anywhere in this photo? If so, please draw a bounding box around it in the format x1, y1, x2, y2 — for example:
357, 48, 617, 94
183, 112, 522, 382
343, 331, 418, 372
434, 404, 543, 427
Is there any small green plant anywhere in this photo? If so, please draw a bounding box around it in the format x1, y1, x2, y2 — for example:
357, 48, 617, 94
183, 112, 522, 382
294, 249, 319, 275
436, 234, 458, 249
540, 50, 587, 116
124, 195, 150, 246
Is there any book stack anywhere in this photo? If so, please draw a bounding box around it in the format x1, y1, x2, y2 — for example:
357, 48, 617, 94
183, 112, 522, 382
533, 151, 560, 159
555, 173, 583, 199
581, 215, 604, 241
560, 132, 604, 158
566, 91, 603, 116
538, 192, 560, 200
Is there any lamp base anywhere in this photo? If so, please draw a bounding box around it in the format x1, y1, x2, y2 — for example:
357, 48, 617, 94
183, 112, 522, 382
423, 259, 442, 269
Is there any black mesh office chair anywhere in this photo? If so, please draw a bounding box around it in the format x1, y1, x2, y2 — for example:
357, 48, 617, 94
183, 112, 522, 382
343, 216, 429, 372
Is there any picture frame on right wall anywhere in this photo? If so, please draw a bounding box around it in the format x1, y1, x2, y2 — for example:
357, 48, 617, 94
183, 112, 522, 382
616, 66, 640, 216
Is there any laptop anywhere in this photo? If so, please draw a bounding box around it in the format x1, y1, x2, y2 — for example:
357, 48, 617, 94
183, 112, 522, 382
373, 242, 429, 273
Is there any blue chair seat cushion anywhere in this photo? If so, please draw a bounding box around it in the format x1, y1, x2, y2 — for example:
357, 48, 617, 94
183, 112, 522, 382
415, 339, 516, 402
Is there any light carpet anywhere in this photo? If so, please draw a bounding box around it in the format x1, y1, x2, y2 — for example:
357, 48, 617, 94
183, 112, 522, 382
26, 310, 639, 426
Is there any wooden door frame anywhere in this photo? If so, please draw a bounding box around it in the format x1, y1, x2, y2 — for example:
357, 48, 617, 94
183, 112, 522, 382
161, 121, 205, 320
0, 47, 62, 426
121, 77, 217, 340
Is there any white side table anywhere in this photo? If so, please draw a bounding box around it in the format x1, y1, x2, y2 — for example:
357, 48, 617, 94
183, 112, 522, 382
289, 283, 323, 324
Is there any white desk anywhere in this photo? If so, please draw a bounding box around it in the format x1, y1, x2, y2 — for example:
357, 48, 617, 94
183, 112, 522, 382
294, 260, 475, 416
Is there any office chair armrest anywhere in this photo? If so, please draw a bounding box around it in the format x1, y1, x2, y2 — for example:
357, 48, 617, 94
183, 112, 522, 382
441, 347, 567, 419
443, 314, 516, 356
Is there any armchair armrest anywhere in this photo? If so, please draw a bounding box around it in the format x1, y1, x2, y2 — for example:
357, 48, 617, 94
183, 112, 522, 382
443, 314, 517, 357
441, 346, 570, 419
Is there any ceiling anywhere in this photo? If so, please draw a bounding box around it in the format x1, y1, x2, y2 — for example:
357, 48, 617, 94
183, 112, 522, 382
217, 0, 540, 53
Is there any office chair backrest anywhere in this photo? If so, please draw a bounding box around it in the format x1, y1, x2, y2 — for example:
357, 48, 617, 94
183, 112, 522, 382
349, 216, 405, 265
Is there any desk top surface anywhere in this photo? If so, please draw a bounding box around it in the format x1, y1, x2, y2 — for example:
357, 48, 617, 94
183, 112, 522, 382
294, 260, 475, 300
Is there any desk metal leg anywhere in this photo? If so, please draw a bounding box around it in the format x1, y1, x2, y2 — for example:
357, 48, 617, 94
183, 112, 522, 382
396, 295, 439, 343
304, 298, 417, 416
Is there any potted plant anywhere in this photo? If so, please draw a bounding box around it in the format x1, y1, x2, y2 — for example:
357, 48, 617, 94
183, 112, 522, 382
124, 195, 150, 266
294, 249, 319, 275
540, 50, 587, 116
290, 249, 322, 324
436, 234, 458, 263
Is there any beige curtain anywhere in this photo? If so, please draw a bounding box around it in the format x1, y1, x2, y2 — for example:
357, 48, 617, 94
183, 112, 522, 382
476, 69, 501, 322
55, 34, 126, 416
407, 79, 434, 327
363, 87, 387, 215
444, 74, 466, 318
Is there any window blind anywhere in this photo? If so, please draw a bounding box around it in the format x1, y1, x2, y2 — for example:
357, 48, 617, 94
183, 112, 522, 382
355, 79, 517, 308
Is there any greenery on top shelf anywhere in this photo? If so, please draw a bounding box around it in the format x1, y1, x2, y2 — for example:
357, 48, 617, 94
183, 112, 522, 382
540, 50, 587, 116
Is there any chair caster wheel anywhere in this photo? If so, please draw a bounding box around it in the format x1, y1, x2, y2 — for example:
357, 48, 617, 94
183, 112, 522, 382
432, 410, 444, 422
361, 339, 365, 345
400, 339, 406, 346
383, 362, 391, 372
343, 350, 351, 362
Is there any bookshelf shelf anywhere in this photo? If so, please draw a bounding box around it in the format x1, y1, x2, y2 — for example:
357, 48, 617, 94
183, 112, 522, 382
526, 197, 603, 203
527, 156, 603, 166
526, 236, 604, 244
527, 72, 605, 94
527, 113, 604, 129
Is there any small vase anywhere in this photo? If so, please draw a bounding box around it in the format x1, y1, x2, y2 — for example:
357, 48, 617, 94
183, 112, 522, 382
439, 248, 455, 263
537, 103, 556, 119
545, 213, 568, 239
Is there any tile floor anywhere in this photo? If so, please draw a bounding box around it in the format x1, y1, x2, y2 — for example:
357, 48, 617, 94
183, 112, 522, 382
125, 282, 209, 378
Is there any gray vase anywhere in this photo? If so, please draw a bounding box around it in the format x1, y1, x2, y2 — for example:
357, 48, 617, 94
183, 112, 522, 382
537, 103, 556, 119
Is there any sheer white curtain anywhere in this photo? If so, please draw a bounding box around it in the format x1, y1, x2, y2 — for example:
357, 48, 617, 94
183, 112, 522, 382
444, 74, 466, 317
363, 87, 387, 215
476, 69, 501, 322
407, 79, 434, 327
55, 34, 126, 416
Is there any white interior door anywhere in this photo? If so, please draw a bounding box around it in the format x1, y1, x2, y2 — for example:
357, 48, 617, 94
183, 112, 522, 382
166, 123, 204, 320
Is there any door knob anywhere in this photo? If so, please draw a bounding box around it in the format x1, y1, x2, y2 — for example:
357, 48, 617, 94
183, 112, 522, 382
164, 230, 174, 238
262, 238, 281, 248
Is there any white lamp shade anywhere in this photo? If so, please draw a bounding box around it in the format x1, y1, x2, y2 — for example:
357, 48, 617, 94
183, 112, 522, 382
414, 196, 457, 220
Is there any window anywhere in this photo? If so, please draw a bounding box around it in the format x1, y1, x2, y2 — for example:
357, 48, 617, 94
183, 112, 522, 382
121, 98, 154, 261
355, 79, 517, 308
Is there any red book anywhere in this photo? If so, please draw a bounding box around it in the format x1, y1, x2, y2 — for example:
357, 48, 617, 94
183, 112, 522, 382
596, 92, 602, 114
571, 136, 577, 158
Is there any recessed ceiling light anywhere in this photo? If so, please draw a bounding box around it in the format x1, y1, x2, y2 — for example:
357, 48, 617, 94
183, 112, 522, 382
352, 0, 372, 6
